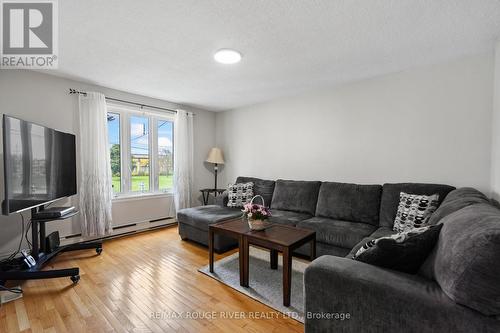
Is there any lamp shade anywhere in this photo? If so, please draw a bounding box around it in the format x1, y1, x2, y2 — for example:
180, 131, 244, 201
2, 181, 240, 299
206, 147, 225, 164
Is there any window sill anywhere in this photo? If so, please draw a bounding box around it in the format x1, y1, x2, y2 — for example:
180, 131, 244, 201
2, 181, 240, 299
112, 192, 173, 202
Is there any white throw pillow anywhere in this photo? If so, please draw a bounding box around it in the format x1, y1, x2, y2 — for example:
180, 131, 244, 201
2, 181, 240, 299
393, 192, 439, 232
227, 182, 254, 208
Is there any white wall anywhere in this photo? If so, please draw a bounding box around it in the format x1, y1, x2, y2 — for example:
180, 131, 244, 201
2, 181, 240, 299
0, 70, 216, 256
216, 53, 494, 194
491, 41, 500, 201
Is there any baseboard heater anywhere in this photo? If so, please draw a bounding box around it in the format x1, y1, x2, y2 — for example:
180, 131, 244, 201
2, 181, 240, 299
114, 223, 137, 230
150, 217, 171, 223
61, 217, 176, 243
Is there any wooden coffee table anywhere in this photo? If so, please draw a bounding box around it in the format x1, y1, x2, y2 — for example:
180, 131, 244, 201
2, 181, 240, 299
208, 218, 316, 307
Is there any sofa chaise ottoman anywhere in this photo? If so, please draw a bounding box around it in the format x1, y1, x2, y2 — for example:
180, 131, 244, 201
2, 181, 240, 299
177, 176, 275, 252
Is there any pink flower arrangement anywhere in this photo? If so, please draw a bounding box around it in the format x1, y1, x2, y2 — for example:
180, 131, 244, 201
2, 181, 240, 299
242, 202, 272, 221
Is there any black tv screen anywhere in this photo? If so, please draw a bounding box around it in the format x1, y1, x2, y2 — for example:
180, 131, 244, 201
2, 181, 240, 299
2, 115, 77, 215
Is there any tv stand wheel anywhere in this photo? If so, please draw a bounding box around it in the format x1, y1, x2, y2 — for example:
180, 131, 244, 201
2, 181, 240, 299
70, 275, 80, 284
96, 247, 103, 255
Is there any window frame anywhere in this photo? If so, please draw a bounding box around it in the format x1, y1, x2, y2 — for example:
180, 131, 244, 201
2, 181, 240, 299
156, 118, 175, 192
107, 102, 175, 198
128, 114, 152, 193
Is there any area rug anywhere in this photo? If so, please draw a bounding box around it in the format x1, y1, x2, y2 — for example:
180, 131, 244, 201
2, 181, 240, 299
198, 247, 308, 323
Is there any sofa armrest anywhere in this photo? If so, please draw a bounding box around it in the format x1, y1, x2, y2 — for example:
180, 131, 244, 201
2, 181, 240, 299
215, 191, 229, 207
304, 256, 500, 333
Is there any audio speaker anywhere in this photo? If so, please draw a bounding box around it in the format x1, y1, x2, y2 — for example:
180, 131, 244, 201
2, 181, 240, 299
45, 231, 60, 253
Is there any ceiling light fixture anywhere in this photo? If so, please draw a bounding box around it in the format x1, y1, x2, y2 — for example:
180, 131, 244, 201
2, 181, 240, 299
214, 49, 242, 64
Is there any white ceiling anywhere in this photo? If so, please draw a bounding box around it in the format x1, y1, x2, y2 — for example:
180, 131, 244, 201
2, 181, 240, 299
55, 0, 500, 111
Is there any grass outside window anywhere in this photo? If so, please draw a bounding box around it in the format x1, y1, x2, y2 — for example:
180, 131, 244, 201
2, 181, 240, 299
112, 175, 173, 193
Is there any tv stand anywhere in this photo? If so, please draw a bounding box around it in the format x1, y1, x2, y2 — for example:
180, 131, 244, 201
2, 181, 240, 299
0, 207, 102, 285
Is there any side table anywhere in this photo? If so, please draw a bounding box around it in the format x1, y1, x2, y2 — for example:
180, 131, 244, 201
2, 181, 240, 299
200, 188, 225, 205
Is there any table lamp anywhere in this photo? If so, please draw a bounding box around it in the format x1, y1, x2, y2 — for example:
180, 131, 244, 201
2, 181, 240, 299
206, 147, 225, 190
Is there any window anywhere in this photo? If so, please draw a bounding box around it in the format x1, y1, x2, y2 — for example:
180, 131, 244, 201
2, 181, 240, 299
108, 113, 121, 194
158, 120, 173, 191
130, 116, 150, 192
107, 104, 174, 196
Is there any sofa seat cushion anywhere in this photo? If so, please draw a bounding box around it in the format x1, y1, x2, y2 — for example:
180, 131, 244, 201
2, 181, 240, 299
429, 203, 500, 316
236, 176, 275, 206
297, 217, 377, 249
379, 183, 455, 228
271, 179, 321, 215
177, 205, 242, 231
268, 209, 312, 226
315, 182, 382, 225
428, 187, 489, 225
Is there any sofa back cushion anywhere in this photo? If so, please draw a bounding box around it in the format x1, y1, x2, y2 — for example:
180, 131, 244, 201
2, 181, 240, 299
271, 179, 321, 215
316, 182, 382, 225
236, 176, 275, 207
429, 203, 500, 316
427, 187, 490, 225
378, 183, 455, 228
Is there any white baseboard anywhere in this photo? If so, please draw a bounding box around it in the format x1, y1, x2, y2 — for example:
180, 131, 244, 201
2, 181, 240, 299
60, 217, 177, 246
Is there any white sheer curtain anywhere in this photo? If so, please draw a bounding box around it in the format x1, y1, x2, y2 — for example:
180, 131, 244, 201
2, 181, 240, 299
78, 92, 113, 237
173, 110, 194, 211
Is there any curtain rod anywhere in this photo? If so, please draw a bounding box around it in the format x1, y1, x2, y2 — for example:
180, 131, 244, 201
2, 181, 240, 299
69, 88, 178, 114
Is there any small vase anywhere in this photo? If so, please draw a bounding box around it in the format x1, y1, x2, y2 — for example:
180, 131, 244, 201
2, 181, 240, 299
248, 218, 267, 231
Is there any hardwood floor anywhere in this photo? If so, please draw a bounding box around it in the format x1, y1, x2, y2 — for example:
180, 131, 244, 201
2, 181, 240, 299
0, 226, 304, 333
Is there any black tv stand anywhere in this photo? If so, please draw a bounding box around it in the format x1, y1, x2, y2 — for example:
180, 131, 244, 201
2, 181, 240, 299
0, 206, 102, 285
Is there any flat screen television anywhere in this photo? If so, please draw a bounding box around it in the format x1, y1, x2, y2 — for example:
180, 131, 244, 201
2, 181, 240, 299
2, 115, 77, 215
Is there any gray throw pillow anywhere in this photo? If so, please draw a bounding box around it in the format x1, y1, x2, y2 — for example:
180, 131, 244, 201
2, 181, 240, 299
227, 182, 253, 208
353, 224, 443, 274
393, 192, 439, 232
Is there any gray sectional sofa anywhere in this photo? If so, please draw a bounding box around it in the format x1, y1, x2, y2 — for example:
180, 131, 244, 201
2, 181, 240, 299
305, 187, 500, 332
177, 176, 500, 332
177, 176, 453, 256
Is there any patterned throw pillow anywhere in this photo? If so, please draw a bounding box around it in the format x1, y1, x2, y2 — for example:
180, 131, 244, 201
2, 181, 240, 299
353, 225, 443, 274
227, 182, 254, 208
393, 192, 439, 232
